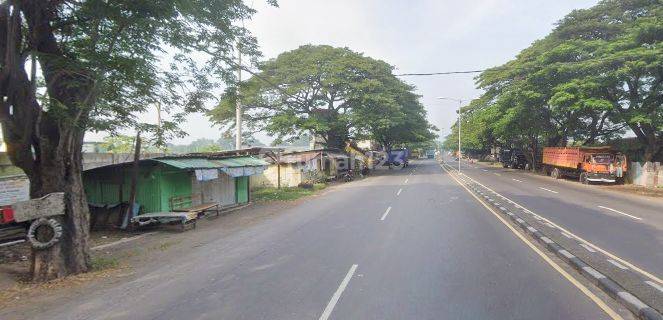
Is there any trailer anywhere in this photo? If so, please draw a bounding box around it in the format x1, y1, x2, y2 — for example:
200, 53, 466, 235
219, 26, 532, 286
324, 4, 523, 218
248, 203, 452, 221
542, 147, 627, 184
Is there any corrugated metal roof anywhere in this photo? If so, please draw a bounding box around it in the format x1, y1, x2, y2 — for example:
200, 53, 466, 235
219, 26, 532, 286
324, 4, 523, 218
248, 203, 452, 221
153, 158, 220, 169
153, 156, 268, 169
216, 156, 269, 167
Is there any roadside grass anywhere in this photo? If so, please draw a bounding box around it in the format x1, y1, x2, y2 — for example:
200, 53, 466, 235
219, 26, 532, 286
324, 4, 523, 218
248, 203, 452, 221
90, 256, 120, 271
253, 184, 327, 201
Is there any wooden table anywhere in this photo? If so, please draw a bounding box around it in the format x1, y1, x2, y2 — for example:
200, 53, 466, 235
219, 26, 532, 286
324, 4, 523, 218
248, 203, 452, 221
173, 202, 221, 218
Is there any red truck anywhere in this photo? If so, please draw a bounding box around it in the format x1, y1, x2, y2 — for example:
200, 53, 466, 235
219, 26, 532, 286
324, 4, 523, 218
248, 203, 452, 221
542, 146, 627, 184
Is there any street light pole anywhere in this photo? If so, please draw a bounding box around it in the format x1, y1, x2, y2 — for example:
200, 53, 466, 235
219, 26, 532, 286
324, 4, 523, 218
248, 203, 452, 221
457, 99, 462, 174
436, 97, 464, 174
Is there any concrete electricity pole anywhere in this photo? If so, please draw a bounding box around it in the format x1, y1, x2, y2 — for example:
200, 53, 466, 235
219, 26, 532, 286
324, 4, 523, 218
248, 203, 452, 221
235, 45, 242, 150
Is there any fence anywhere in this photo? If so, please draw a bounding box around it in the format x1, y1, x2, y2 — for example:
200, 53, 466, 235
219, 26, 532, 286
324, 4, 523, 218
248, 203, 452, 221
629, 162, 663, 188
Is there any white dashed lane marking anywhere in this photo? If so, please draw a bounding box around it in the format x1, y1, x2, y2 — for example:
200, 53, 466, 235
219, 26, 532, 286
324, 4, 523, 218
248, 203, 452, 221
512, 178, 523, 182
646, 281, 663, 293
380, 207, 392, 221
597, 205, 642, 221
607, 259, 629, 270
538, 187, 559, 194
580, 243, 597, 253
319, 264, 358, 320
396, 188, 402, 196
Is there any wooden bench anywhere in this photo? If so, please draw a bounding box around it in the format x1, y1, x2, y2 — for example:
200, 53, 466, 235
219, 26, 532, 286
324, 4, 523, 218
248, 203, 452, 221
174, 203, 221, 217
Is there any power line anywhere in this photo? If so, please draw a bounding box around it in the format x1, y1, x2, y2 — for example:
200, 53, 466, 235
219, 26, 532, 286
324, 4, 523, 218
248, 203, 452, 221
396, 70, 486, 76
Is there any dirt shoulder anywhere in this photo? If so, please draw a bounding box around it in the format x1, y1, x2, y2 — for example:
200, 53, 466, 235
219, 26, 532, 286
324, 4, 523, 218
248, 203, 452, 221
0, 184, 337, 315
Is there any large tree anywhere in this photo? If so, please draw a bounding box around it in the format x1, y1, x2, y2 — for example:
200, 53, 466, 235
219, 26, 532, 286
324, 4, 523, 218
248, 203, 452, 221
456, 0, 661, 162
352, 79, 437, 155
210, 45, 413, 149
0, 0, 273, 281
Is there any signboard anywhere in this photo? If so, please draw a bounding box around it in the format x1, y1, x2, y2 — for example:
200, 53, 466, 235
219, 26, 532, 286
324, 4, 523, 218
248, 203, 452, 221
219, 166, 266, 177
0, 176, 30, 206
195, 169, 219, 181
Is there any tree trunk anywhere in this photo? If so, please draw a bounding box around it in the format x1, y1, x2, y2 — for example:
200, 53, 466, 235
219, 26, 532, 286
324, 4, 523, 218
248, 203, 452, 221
29, 127, 91, 282
1, 1, 92, 281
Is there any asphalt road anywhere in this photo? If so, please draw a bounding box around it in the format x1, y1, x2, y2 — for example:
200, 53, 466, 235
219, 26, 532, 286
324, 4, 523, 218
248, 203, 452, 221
26, 160, 619, 320
446, 157, 663, 279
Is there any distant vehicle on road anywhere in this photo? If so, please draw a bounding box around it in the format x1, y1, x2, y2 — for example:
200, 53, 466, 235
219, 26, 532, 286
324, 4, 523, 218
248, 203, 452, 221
386, 149, 410, 167
542, 147, 627, 184
500, 148, 528, 169
425, 149, 435, 159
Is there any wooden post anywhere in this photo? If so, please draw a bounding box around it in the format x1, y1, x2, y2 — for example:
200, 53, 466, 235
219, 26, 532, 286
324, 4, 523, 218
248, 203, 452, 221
125, 132, 141, 228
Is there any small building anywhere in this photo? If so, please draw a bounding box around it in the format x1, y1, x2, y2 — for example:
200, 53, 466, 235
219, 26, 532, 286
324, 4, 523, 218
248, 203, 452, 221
83, 155, 268, 216
250, 149, 352, 188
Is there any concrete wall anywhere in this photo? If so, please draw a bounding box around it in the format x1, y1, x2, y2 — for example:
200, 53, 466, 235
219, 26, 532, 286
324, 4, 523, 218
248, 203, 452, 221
629, 162, 663, 187
250, 164, 303, 189
0, 152, 165, 177
82, 153, 165, 170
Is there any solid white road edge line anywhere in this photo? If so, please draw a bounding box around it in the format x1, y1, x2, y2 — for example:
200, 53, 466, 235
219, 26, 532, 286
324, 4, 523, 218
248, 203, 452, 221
440, 164, 623, 320
442, 162, 663, 285
597, 205, 642, 221
380, 207, 392, 221
319, 264, 358, 320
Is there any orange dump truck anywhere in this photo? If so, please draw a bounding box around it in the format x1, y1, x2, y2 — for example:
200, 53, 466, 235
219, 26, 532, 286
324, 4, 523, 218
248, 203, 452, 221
542, 147, 627, 184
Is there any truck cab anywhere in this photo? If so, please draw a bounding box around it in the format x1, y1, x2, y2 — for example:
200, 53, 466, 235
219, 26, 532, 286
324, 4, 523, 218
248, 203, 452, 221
500, 149, 528, 169
579, 153, 627, 184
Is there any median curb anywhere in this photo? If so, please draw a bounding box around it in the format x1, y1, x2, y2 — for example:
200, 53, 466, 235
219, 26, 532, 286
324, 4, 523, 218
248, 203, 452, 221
441, 162, 663, 320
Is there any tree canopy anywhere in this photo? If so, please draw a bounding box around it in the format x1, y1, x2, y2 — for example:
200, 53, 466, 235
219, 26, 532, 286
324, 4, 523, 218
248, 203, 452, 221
445, 0, 662, 162
210, 44, 436, 150
0, 0, 274, 281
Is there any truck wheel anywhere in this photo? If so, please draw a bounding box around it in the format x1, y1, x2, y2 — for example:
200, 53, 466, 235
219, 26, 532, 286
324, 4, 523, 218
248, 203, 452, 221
27, 218, 63, 250
580, 173, 588, 184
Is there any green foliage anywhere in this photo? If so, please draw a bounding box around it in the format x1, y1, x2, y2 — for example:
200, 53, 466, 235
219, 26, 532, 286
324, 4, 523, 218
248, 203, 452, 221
209, 45, 436, 149
100, 135, 164, 154
447, 0, 662, 161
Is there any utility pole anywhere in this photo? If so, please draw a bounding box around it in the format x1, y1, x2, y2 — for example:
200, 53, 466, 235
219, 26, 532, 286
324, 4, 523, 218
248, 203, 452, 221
156, 101, 166, 154
436, 97, 464, 174
235, 44, 242, 150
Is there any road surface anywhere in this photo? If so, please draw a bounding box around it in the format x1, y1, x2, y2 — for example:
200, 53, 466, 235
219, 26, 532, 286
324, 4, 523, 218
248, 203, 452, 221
447, 157, 663, 279
17, 160, 626, 320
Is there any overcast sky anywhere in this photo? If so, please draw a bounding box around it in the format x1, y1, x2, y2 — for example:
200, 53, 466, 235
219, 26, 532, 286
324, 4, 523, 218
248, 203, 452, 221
88, 0, 600, 145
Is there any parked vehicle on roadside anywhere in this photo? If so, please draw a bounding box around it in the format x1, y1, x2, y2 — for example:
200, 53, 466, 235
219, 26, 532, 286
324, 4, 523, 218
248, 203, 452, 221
500, 148, 528, 169
542, 147, 627, 184
0, 193, 66, 248
383, 149, 410, 167
341, 169, 355, 182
